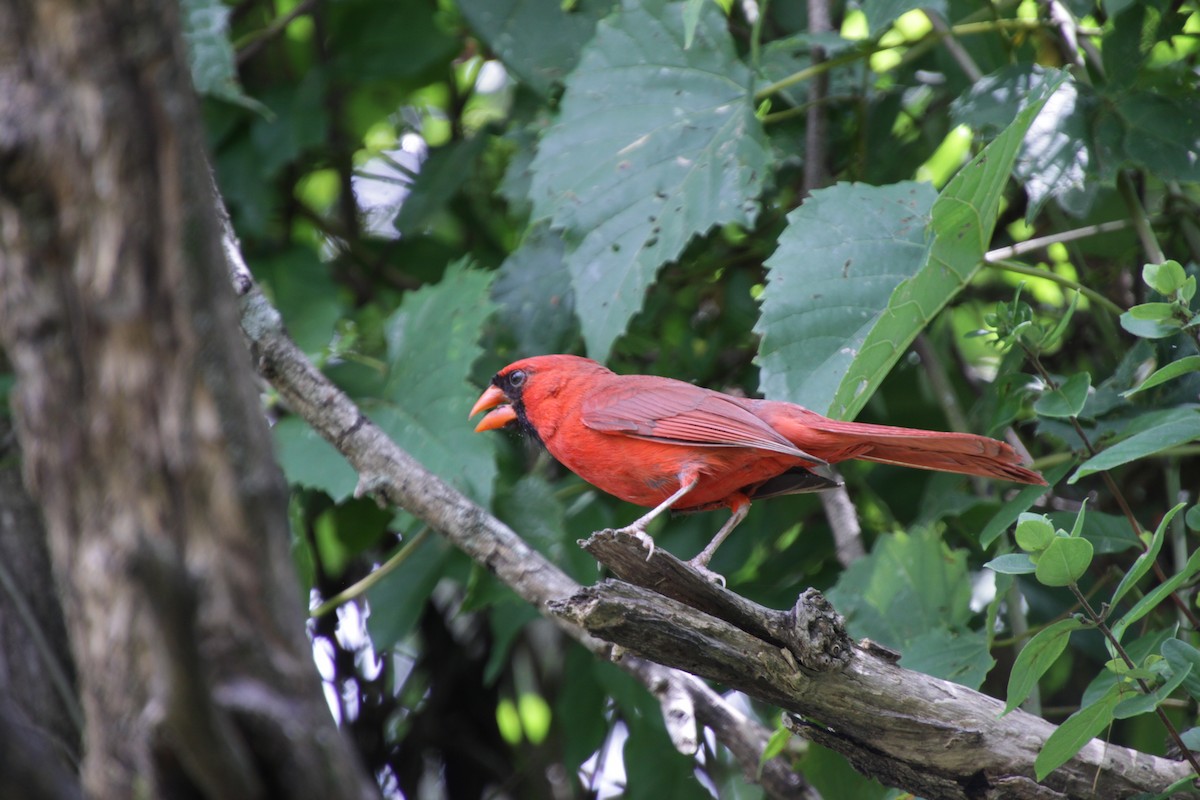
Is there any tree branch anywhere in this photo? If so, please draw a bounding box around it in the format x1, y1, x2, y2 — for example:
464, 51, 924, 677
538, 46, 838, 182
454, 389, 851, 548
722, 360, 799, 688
558, 532, 1194, 800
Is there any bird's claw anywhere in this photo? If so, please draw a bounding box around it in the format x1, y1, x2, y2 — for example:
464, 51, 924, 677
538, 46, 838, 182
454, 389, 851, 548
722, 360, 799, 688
614, 526, 656, 561
685, 558, 727, 587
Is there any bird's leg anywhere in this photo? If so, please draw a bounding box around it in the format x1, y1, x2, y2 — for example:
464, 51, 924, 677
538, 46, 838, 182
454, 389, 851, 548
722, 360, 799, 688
614, 472, 701, 560
687, 497, 750, 583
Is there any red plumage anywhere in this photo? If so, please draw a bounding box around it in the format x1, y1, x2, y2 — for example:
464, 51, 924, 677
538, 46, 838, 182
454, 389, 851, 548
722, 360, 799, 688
471, 354, 1044, 567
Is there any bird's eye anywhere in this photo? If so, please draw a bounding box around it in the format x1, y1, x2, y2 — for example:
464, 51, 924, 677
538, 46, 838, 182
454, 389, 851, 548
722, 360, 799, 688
507, 369, 527, 389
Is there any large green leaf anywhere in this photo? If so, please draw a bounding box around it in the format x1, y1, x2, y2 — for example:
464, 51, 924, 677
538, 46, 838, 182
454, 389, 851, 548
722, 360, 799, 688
1004, 618, 1084, 715
492, 222, 579, 356
1035, 684, 1121, 780
953, 67, 1094, 219
370, 261, 498, 505
825, 72, 1065, 421
530, 0, 770, 360
827, 529, 988, 687
459, 0, 615, 95
756, 181, 936, 413
1071, 407, 1200, 481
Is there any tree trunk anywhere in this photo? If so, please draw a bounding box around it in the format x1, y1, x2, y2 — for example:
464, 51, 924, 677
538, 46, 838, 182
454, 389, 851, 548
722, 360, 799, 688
0, 2, 377, 798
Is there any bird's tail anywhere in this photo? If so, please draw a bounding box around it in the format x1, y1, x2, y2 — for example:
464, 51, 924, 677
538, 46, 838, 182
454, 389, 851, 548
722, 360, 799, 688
758, 402, 1046, 485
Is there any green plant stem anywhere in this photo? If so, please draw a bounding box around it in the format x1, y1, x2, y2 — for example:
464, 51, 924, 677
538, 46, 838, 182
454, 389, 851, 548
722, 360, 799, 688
1068, 582, 1200, 778
1023, 349, 1200, 630
310, 527, 431, 618
750, 0, 769, 67
1117, 171, 1166, 265
985, 219, 1137, 262
986, 260, 1124, 317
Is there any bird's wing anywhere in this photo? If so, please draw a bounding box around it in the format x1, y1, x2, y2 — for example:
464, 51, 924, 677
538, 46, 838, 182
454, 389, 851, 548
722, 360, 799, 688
581, 378, 825, 463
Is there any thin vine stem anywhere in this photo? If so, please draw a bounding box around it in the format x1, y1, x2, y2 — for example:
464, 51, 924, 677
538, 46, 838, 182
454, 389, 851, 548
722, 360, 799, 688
310, 527, 431, 617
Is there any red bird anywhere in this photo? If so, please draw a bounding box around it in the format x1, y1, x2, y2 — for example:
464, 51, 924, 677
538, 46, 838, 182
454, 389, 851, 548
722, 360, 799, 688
471, 355, 1045, 569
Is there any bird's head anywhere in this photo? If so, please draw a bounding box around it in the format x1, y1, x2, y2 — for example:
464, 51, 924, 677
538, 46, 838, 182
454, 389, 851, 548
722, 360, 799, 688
469, 354, 608, 434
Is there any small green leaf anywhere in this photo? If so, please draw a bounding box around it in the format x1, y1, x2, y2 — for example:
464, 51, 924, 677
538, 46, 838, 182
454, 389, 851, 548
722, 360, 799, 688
1015, 514, 1056, 551
985, 553, 1037, 575
1033, 372, 1091, 419
759, 725, 792, 774
1035, 685, 1121, 780
1110, 503, 1183, 609
1121, 356, 1200, 397
1066, 499, 1088, 539
1183, 727, 1200, 751
1120, 310, 1182, 339
1114, 661, 1191, 719
1128, 302, 1178, 320
1035, 537, 1093, 587
1187, 504, 1200, 532
1112, 538, 1200, 644
1004, 618, 1084, 715
1143, 260, 1187, 295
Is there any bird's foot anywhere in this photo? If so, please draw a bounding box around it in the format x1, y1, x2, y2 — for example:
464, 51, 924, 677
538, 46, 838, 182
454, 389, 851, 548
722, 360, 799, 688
614, 525, 656, 561
684, 557, 727, 587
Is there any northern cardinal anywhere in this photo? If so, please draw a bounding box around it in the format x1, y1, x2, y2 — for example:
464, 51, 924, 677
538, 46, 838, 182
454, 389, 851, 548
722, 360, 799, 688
471, 355, 1045, 568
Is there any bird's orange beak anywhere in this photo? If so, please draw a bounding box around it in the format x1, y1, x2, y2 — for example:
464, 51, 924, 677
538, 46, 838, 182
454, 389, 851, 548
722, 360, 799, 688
470, 384, 518, 432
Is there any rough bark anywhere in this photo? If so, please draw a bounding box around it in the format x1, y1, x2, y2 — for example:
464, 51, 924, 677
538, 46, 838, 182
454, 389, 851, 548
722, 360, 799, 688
0, 2, 376, 798
0, 420, 81, 800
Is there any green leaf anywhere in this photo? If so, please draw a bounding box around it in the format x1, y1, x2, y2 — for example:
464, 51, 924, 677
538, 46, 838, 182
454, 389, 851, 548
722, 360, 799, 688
1004, 618, 1085, 715
756, 182, 936, 413
985, 553, 1037, 575
759, 725, 791, 773
459, 0, 612, 95
1110, 503, 1183, 610
861, 0, 947, 36
394, 134, 493, 236
372, 261, 498, 505
181, 0, 269, 112
1144, 260, 1188, 295
530, 0, 770, 360
273, 416, 360, 501
1033, 372, 1091, 419
1015, 514, 1055, 552
1114, 91, 1200, 182
492, 222, 579, 356
1127, 302, 1178, 321
828, 529, 987, 687
1121, 356, 1200, 397
979, 462, 1070, 548
1113, 661, 1191, 719
1112, 538, 1200, 644
900, 628, 994, 689
1035, 684, 1121, 780
1188, 504, 1200, 532
825, 72, 1065, 420
253, 246, 344, 354
1119, 309, 1182, 339
366, 537, 457, 650
1071, 407, 1200, 481
1034, 537, 1093, 587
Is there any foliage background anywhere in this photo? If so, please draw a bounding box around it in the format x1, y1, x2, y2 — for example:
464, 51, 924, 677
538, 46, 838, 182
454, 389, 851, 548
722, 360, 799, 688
188, 0, 1200, 796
